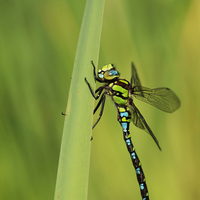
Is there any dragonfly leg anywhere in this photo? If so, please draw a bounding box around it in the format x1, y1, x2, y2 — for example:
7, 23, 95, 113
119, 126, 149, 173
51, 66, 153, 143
93, 91, 107, 114
90, 93, 106, 140
91, 60, 98, 82
85, 78, 104, 99
92, 92, 106, 129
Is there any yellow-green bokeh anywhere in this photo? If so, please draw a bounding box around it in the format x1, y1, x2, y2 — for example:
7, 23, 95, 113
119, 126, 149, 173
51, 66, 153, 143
0, 0, 199, 200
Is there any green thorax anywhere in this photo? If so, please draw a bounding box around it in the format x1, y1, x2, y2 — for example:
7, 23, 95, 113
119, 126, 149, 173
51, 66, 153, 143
108, 79, 131, 105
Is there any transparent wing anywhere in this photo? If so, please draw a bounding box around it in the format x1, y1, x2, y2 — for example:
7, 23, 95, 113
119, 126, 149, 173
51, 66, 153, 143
132, 86, 180, 113
128, 100, 161, 150
131, 62, 142, 88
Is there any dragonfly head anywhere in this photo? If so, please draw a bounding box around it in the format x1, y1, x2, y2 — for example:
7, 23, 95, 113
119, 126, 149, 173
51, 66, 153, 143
97, 64, 120, 82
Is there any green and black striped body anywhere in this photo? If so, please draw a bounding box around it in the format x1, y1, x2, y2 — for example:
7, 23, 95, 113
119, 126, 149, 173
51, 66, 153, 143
108, 79, 149, 200
85, 61, 180, 200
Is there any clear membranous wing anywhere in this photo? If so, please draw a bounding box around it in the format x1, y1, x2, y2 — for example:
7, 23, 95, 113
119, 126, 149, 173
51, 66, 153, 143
132, 86, 180, 113
128, 99, 161, 150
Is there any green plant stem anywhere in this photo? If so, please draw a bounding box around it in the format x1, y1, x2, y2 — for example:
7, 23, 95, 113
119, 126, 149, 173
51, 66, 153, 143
54, 0, 105, 200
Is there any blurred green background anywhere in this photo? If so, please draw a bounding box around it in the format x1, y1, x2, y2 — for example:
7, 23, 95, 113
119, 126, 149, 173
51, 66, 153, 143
0, 0, 199, 199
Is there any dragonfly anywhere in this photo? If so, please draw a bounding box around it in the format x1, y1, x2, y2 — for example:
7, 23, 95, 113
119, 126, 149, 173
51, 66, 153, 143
85, 61, 180, 200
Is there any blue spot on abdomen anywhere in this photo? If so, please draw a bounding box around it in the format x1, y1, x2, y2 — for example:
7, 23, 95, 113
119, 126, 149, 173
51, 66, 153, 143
121, 122, 127, 130
120, 112, 128, 118
125, 139, 131, 145
140, 183, 144, 190
136, 167, 141, 174
131, 152, 136, 159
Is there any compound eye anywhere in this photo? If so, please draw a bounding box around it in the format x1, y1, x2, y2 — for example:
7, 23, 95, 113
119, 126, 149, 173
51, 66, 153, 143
104, 70, 120, 80
109, 70, 119, 76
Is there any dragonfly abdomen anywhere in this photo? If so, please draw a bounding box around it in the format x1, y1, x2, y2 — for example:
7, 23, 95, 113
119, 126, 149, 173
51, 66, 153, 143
117, 106, 149, 200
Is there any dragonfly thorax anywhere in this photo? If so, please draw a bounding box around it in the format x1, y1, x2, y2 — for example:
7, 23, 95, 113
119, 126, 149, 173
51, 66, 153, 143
108, 79, 130, 105
97, 64, 120, 82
